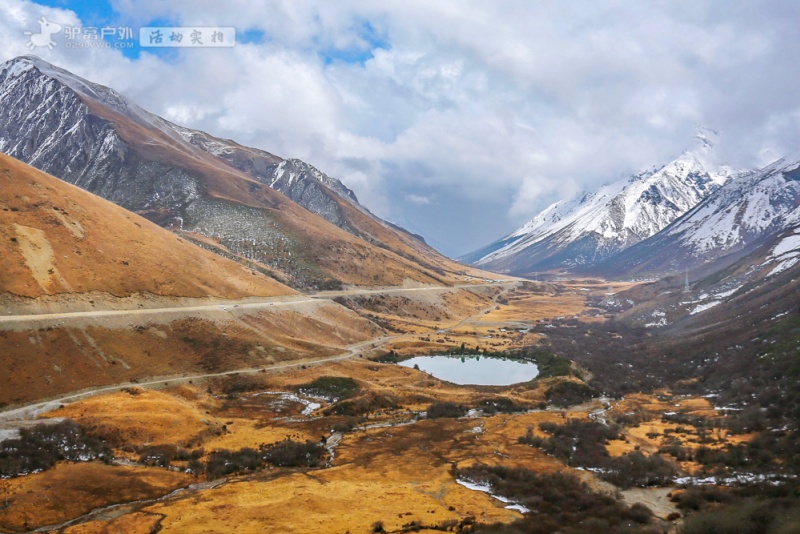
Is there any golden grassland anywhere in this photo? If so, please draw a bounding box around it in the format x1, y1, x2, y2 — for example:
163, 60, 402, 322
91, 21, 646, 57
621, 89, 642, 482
59, 512, 164, 534
45, 388, 223, 448
0, 462, 191, 532
9, 357, 742, 532
0, 281, 759, 532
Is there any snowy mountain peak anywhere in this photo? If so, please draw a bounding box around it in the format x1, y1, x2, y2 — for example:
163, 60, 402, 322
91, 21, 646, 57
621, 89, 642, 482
463, 136, 744, 274
1, 55, 38, 79
692, 126, 717, 151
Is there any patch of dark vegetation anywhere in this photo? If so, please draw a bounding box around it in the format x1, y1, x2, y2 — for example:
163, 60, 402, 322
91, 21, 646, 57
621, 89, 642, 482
457, 464, 655, 533
366, 313, 404, 333
205, 447, 265, 478
477, 397, 528, 415
262, 439, 326, 468
684, 431, 800, 474
218, 375, 268, 396
673, 481, 800, 534
661, 411, 723, 428
519, 420, 677, 489
372, 349, 401, 363
601, 451, 678, 489
174, 318, 257, 372
325, 393, 398, 416
530, 318, 661, 398
504, 348, 574, 379
314, 279, 344, 291
426, 401, 468, 419
0, 420, 110, 478
544, 381, 596, 407
329, 416, 360, 433
536, 309, 800, 473
203, 440, 325, 478
137, 445, 201, 468
298, 376, 360, 402
520, 420, 619, 468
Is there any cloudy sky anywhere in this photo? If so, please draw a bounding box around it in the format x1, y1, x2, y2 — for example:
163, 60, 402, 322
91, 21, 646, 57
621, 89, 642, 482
3, 1, 800, 256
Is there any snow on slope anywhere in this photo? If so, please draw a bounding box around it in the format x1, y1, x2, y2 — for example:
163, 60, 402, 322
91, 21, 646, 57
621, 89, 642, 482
587, 147, 800, 278
469, 131, 738, 273
764, 225, 800, 277
662, 149, 800, 257
0, 55, 361, 225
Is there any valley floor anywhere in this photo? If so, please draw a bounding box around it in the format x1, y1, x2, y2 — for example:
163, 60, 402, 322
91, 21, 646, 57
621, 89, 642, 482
1, 279, 796, 533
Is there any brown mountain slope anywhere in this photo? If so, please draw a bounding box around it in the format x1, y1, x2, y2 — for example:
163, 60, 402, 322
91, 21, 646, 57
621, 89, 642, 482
0, 152, 294, 300
0, 56, 492, 290
75, 73, 482, 289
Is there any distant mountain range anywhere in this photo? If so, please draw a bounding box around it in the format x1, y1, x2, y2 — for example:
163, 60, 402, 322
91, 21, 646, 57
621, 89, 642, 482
0, 55, 482, 290
462, 131, 742, 275
595, 148, 800, 278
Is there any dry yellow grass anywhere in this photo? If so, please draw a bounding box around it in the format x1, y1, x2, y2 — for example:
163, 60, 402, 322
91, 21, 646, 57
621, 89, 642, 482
60, 512, 163, 534
201, 417, 317, 452
482, 292, 586, 323
0, 462, 191, 533
43, 388, 222, 447
146, 465, 520, 533
603, 392, 755, 462
0, 153, 294, 299
144, 415, 565, 533
5, 281, 696, 532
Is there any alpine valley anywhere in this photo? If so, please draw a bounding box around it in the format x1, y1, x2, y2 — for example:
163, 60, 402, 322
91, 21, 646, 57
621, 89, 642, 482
1, 54, 799, 534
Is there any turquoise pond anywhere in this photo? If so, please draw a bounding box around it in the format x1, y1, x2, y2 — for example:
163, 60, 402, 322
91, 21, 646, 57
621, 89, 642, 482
399, 354, 539, 386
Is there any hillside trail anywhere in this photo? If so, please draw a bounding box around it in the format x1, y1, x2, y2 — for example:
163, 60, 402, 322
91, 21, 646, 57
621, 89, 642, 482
0, 282, 519, 424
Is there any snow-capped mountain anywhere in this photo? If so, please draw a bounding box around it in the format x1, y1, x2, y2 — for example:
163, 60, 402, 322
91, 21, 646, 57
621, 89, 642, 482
597, 148, 800, 277
463, 132, 739, 275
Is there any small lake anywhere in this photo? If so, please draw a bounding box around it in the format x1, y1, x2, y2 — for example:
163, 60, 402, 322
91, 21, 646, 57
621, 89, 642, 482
399, 354, 538, 386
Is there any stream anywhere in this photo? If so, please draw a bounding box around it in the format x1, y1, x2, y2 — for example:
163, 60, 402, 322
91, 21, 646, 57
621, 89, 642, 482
30, 479, 226, 533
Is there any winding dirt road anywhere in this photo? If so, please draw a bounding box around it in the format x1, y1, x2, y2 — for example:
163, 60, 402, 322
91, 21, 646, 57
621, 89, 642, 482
0, 281, 518, 422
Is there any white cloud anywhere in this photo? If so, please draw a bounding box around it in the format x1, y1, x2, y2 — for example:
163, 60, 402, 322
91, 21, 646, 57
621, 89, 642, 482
406, 194, 432, 205
2, 0, 800, 255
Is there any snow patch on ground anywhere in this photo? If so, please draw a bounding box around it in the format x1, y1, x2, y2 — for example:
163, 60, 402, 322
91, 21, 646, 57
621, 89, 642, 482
456, 479, 530, 513
713, 286, 742, 299
771, 233, 800, 258
691, 301, 721, 315
675, 473, 792, 486
250, 391, 321, 416
769, 256, 799, 277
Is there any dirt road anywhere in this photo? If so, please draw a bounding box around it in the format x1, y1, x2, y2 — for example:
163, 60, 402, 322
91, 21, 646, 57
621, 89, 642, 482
0, 282, 516, 326
0, 335, 390, 424
0, 282, 520, 420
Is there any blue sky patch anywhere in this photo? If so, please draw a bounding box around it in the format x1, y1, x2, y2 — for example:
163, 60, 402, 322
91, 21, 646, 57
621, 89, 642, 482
319, 20, 388, 65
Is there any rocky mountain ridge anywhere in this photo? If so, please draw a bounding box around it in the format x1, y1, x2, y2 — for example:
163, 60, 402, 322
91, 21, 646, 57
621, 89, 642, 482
464, 131, 740, 275
0, 55, 480, 290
